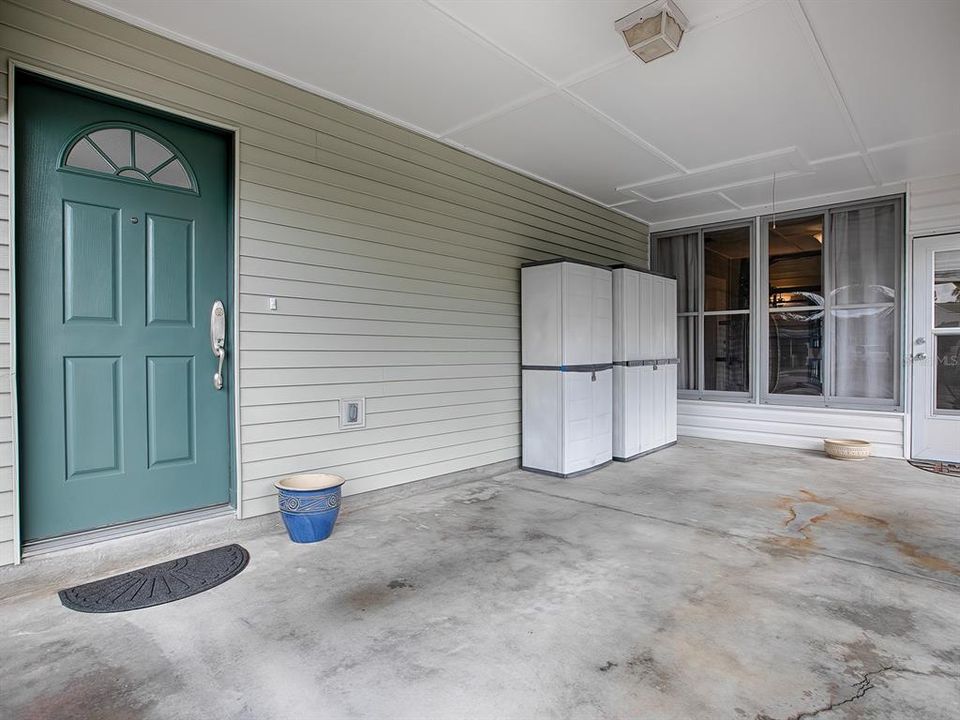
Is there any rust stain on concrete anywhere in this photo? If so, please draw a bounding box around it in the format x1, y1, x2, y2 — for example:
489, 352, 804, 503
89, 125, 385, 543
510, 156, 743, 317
774, 490, 960, 576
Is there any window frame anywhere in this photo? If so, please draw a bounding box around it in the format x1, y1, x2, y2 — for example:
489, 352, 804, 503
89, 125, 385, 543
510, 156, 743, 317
653, 219, 756, 402
58, 121, 199, 195
652, 194, 904, 412
762, 208, 828, 406
760, 196, 904, 411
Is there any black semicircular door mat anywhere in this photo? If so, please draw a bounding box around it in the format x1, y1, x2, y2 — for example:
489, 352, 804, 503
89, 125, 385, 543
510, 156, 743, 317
59, 544, 249, 613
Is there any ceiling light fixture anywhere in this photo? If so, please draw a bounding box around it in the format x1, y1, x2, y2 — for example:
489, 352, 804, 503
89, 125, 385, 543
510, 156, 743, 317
615, 0, 690, 63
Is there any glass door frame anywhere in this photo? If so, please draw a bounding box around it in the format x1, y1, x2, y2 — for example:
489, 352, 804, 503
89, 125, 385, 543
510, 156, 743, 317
911, 232, 960, 461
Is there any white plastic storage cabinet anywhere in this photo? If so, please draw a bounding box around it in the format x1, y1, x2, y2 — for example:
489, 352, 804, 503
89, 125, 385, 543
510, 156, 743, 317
611, 265, 678, 461
521, 260, 612, 477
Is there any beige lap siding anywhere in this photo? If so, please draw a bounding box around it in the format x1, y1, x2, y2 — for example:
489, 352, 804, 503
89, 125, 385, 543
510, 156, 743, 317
0, 0, 649, 562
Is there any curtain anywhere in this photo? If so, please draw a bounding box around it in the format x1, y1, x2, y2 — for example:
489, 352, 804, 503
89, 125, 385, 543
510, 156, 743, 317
677, 316, 697, 390
830, 205, 897, 399
656, 233, 698, 313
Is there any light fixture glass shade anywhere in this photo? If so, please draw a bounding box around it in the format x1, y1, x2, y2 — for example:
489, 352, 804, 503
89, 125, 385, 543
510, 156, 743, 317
622, 14, 662, 47
615, 0, 689, 63
664, 12, 683, 47
635, 36, 675, 63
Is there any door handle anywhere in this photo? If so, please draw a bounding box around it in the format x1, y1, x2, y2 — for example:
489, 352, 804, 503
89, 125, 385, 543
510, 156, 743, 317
210, 300, 226, 390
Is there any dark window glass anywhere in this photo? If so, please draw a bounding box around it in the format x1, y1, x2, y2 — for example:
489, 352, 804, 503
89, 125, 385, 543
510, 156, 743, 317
769, 215, 823, 308
769, 311, 823, 396
936, 335, 960, 411
704, 226, 750, 311
705, 315, 749, 392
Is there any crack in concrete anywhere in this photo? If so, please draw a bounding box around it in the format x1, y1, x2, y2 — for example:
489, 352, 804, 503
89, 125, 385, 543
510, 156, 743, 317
755, 665, 930, 720
506, 484, 960, 589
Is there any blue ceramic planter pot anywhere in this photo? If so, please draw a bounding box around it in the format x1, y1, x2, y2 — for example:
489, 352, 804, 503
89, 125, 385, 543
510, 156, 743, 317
275, 474, 346, 543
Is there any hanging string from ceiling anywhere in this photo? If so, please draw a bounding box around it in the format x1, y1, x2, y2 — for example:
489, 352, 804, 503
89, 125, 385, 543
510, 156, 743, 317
772, 170, 777, 230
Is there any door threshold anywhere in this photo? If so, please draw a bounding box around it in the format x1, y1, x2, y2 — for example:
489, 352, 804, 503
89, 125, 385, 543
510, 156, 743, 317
21, 505, 236, 559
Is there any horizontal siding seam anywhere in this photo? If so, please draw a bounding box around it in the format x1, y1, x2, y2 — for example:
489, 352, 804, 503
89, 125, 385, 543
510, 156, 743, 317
239, 180, 642, 265
239, 144, 644, 252
240, 230, 523, 279
239, 245, 520, 295
242, 425, 521, 468
242, 443, 523, 500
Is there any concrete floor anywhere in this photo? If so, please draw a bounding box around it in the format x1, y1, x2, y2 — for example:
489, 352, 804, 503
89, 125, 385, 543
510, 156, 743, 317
1, 438, 958, 719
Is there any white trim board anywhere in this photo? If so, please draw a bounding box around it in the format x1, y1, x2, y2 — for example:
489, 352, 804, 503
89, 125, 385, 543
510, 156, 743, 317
677, 400, 907, 459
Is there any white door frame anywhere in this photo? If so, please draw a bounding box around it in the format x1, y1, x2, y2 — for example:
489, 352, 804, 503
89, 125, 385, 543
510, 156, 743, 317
910, 232, 960, 461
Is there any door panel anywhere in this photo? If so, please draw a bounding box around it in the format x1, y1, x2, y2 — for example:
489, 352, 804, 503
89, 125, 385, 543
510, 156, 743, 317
63, 201, 121, 324
64, 356, 123, 478
16, 73, 233, 541
146, 356, 196, 467
911, 234, 960, 461
146, 215, 195, 326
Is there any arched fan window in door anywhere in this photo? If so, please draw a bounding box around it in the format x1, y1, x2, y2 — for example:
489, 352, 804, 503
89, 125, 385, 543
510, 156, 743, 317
60, 123, 198, 192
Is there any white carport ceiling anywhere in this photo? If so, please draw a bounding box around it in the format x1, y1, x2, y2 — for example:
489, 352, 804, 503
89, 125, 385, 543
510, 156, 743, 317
77, 0, 960, 229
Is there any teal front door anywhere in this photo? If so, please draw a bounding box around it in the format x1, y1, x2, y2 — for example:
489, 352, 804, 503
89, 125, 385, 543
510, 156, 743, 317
16, 73, 233, 542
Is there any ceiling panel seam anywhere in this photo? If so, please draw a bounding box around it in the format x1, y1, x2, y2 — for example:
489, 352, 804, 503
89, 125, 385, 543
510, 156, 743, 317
65, 0, 654, 223
716, 191, 744, 210
437, 88, 556, 139
787, 0, 882, 186
867, 128, 960, 155
421, 0, 688, 174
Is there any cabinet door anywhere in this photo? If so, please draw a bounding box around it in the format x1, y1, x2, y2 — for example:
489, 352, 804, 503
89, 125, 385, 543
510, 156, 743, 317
613, 365, 626, 459
654, 277, 668, 360
592, 267, 613, 365
664, 364, 678, 444
592, 368, 613, 466
612, 269, 640, 363
613, 365, 641, 459
638, 365, 656, 452
522, 370, 562, 473
561, 264, 594, 366
521, 264, 562, 366
562, 371, 594, 474
640, 274, 665, 360
639, 273, 653, 360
